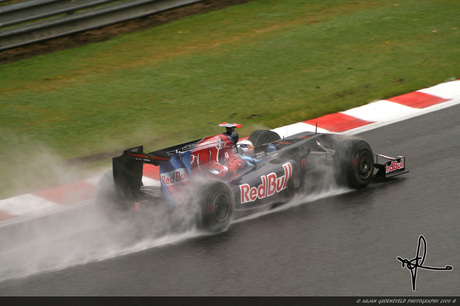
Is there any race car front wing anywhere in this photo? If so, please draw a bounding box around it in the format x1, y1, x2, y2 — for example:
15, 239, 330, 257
374, 154, 409, 178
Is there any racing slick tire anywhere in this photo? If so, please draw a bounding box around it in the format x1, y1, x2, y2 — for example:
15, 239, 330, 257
198, 183, 234, 232
333, 139, 374, 189
249, 130, 281, 147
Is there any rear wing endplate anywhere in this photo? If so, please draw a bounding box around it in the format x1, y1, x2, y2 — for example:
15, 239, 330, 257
112, 146, 170, 200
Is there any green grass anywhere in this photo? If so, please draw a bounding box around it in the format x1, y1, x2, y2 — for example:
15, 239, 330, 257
0, 0, 459, 198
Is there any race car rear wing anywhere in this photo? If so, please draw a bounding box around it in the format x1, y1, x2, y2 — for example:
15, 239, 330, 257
112, 145, 173, 200
374, 154, 409, 178
112, 141, 199, 200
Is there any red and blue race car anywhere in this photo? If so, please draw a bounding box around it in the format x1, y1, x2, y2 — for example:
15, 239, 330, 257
97, 123, 408, 232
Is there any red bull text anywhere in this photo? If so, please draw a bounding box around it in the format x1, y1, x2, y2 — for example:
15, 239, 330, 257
239, 162, 293, 204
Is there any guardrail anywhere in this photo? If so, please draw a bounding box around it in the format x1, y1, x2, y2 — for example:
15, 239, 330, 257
0, 0, 204, 51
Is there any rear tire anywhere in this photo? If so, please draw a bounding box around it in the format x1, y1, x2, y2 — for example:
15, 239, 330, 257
334, 139, 374, 189
249, 130, 281, 147
199, 183, 234, 232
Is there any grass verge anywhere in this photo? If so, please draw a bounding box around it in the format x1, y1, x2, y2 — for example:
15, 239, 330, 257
0, 0, 459, 198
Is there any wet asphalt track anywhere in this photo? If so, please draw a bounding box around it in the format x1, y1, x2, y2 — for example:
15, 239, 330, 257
0, 104, 459, 296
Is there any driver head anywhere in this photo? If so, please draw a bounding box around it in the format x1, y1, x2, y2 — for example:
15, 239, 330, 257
237, 139, 254, 156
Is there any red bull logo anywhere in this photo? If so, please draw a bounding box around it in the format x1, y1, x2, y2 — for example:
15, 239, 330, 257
240, 162, 293, 204
161, 168, 189, 187
385, 158, 405, 174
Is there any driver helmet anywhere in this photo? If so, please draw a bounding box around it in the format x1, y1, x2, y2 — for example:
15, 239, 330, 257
237, 139, 254, 156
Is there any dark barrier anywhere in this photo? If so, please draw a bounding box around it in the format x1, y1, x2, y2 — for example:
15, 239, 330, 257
0, 0, 204, 51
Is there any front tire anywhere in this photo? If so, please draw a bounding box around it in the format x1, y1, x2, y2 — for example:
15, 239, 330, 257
334, 139, 374, 189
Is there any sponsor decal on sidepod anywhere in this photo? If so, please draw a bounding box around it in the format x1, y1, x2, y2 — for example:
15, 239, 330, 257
240, 162, 293, 204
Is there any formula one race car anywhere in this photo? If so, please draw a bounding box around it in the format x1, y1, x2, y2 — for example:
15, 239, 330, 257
97, 123, 408, 232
